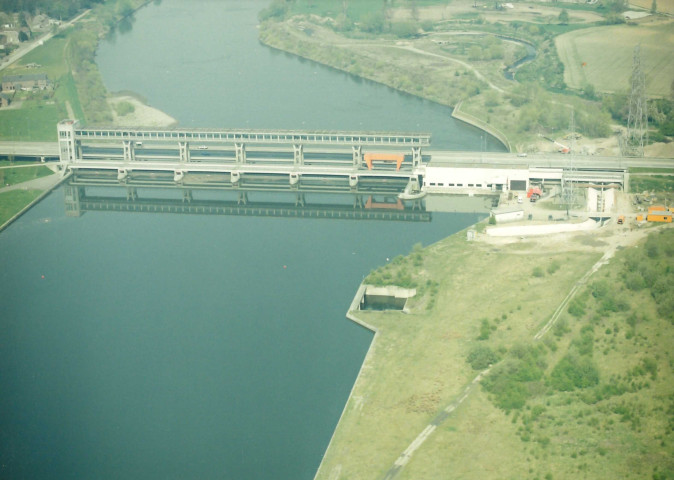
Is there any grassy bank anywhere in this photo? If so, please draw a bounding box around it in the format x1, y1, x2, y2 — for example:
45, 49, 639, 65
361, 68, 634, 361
316, 222, 674, 479
0, 189, 44, 225
0, 165, 54, 186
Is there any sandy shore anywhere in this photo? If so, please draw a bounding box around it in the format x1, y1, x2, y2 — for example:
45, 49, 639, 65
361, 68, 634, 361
108, 95, 177, 128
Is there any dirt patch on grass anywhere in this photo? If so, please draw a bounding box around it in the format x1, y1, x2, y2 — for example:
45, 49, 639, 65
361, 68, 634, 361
108, 95, 177, 128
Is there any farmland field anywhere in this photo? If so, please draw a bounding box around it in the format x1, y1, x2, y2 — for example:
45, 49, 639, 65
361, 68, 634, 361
556, 19, 674, 96
630, 0, 674, 14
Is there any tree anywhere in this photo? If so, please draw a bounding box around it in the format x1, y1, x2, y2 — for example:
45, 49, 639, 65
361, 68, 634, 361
650, 0, 657, 13
410, 1, 419, 22
558, 9, 569, 24
360, 11, 385, 33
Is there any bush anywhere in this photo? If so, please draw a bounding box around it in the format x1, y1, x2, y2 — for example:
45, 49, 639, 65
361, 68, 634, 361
114, 100, 135, 116
258, 0, 288, 21
477, 318, 493, 341
467, 344, 500, 370
533, 266, 544, 278
481, 344, 546, 411
547, 260, 561, 275
360, 11, 385, 34
568, 298, 586, 318
549, 354, 599, 391
391, 21, 418, 38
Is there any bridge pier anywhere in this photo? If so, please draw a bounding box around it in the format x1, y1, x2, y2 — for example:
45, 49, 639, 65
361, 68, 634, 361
293, 144, 304, 165
412, 147, 422, 168
57, 119, 80, 164
290, 172, 300, 189
123, 141, 136, 163
295, 193, 305, 207
352, 145, 362, 167
237, 192, 248, 205
235, 143, 246, 163
182, 189, 192, 203
179, 141, 190, 163
231, 171, 241, 186
126, 187, 137, 201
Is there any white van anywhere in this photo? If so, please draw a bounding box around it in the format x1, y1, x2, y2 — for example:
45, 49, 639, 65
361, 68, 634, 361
517, 194, 523, 203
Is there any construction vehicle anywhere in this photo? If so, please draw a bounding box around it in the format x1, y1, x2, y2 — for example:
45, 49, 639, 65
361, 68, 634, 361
617, 215, 625, 225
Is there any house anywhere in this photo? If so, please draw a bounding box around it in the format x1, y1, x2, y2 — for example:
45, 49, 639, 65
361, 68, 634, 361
0, 92, 12, 107
1, 73, 51, 92
0, 30, 20, 45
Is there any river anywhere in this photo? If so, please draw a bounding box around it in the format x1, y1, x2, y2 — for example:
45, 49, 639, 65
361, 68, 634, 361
0, 1, 503, 479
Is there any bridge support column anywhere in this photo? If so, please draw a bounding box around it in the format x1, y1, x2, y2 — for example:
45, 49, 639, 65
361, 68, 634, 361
295, 193, 305, 207
352, 145, 362, 167
237, 192, 248, 205
235, 143, 246, 164
57, 119, 79, 164
293, 144, 304, 165
179, 141, 190, 163
126, 187, 137, 201
412, 147, 422, 168
182, 189, 192, 203
123, 141, 136, 163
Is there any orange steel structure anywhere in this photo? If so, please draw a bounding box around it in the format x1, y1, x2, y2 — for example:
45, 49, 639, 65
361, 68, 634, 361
364, 196, 405, 210
363, 153, 405, 171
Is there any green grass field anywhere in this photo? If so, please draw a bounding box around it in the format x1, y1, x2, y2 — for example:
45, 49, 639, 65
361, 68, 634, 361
556, 20, 674, 96
0, 166, 54, 187
0, 104, 64, 141
0, 189, 44, 226
0, 33, 79, 140
316, 223, 674, 479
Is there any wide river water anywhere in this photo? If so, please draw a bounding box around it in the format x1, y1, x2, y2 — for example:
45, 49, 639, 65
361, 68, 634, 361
0, 1, 504, 479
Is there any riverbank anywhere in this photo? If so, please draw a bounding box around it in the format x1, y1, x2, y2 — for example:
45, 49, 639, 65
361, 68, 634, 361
0, 167, 66, 231
108, 94, 177, 128
315, 201, 673, 479
258, 3, 674, 157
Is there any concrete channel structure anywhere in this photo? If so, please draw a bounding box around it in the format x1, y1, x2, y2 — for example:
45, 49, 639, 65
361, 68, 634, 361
56, 120, 428, 196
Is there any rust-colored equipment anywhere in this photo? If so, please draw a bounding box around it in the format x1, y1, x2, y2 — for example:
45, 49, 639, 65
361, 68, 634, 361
363, 153, 405, 171
364, 196, 404, 210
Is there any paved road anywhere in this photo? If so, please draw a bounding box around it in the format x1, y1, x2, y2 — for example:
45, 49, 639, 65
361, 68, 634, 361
0, 166, 63, 194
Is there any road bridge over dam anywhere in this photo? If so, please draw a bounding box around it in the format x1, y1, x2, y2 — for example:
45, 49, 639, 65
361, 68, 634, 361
56, 120, 428, 198
1, 120, 648, 198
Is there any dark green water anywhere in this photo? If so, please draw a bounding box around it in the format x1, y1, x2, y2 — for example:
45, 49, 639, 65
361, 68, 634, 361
0, 1, 502, 479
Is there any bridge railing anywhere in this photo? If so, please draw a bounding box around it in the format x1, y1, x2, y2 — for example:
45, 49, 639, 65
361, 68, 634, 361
73, 127, 431, 146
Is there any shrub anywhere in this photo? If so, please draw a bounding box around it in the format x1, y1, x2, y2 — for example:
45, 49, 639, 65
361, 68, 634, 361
114, 100, 135, 116
477, 318, 492, 340
391, 21, 418, 38
568, 298, 586, 318
533, 266, 544, 278
547, 260, 561, 275
467, 344, 500, 370
549, 354, 599, 391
